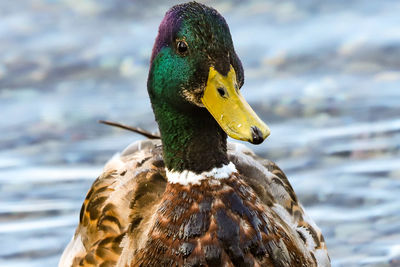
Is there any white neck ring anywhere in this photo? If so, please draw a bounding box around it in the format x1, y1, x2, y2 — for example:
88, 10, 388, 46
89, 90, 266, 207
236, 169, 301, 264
166, 162, 237, 185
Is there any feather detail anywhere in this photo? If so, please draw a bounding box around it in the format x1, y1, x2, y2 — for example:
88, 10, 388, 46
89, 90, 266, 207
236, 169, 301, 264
59, 140, 330, 267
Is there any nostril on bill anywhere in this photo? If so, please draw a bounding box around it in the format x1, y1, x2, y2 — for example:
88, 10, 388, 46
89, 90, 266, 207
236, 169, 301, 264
217, 87, 226, 97
251, 126, 264, 144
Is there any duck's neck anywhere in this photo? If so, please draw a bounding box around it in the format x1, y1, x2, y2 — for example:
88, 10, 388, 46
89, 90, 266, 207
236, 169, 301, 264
152, 101, 229, 173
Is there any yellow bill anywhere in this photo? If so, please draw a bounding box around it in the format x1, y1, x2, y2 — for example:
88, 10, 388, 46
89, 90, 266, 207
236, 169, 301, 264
201, 65, 270, 144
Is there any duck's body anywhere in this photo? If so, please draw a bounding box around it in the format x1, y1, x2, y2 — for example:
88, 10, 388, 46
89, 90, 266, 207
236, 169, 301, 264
60, 140, 329, 267
60, 2, 330, 266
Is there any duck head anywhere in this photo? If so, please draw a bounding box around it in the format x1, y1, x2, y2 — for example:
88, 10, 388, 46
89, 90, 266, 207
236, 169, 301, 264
148, 2, 270, 145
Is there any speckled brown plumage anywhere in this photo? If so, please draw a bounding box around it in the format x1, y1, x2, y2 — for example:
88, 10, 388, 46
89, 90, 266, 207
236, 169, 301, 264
133, 174, 313, 267
60, 140, 330, 267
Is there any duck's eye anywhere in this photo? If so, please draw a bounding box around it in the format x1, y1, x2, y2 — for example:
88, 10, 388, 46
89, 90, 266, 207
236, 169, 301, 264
176, 40, 188, 55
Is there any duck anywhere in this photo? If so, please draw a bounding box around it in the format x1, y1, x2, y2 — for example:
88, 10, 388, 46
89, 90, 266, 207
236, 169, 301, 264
59, 2, 330, 267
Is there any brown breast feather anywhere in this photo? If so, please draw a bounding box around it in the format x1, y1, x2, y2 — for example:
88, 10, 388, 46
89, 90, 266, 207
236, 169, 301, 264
66, 140, 328, 267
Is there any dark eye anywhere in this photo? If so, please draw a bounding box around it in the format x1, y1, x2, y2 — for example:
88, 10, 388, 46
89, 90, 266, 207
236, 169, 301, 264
177, 40, 188, 55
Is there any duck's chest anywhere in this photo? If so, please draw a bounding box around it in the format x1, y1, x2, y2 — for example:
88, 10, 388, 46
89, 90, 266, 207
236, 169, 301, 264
133, 174, 313, 267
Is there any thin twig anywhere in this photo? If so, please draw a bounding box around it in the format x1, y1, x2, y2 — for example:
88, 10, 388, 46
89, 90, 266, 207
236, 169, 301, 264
99, 120, 160, 139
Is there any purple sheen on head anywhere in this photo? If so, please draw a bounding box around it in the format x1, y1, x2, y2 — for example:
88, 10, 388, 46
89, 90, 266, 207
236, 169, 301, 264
150, 8, 182, 64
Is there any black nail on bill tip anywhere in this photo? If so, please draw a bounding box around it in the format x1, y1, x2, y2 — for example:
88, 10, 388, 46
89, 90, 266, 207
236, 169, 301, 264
250, 126, 264, 144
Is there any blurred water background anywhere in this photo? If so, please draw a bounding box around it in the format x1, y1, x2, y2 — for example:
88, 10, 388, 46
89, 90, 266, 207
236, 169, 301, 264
1, 0, 400, 266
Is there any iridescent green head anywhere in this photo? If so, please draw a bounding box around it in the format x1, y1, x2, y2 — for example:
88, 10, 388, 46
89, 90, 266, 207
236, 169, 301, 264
148, 2, 244, 108
147, 2, 270, 172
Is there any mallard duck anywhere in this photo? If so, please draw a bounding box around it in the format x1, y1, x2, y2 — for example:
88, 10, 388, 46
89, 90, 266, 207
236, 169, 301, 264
59, 2, 330, 266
